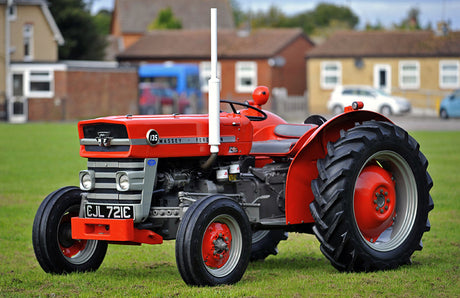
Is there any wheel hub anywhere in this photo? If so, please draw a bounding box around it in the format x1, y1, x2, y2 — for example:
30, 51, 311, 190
354, 164, 396, 242
58, 213, 87, 258
202, 222, 232, 269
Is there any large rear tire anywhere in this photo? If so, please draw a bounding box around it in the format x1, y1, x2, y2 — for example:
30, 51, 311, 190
310, 121, 433, 272
32, 186, 108, 274
175, 195, 251, 286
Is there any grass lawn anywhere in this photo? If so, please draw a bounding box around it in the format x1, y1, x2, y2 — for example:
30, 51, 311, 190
0, 123, 458, 296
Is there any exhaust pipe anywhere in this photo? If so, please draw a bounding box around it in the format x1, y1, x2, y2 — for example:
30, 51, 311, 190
208, 7, 220, 155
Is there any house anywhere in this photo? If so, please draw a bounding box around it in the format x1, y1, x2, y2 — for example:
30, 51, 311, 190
117, 28, 315, 109
111, 0, 235, 50
0, 0, 140, 122
0, 0, 64, 122
306, 30, 460, 114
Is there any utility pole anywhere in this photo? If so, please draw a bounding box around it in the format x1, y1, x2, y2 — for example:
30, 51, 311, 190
4, 0, 13, 121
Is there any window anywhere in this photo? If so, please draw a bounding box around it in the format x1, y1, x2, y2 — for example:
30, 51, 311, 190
321, 61, 341, 89
399, 61, 420, 89
23, 24, 34, 61
29, 71, 53, 97
8, 5, 17, 20
199, 61, 221, 92
439, 60, 459, 89
235, 61, 257, 93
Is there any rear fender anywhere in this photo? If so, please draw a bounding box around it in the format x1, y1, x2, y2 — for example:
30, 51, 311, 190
285, 110, 391, 225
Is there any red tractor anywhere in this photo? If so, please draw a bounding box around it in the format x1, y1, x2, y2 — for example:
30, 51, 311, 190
32, 86, 433, 286
32, 9, 433, 286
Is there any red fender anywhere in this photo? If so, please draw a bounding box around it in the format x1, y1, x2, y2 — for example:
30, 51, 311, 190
285, 110, 392, 225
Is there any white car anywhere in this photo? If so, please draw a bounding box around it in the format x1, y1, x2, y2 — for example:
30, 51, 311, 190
327, 85, 411, 116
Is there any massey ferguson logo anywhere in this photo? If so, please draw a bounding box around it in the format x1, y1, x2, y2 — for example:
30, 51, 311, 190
96, 131, 113, 147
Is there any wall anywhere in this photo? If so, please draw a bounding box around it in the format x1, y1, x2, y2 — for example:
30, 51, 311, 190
28, 68, 138, 121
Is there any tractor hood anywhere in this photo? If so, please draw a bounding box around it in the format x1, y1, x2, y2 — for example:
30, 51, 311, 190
78, 113, 252, 159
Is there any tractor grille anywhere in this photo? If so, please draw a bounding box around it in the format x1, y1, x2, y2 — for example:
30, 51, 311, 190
85, 158, 144, 204
81, 123, 130, 152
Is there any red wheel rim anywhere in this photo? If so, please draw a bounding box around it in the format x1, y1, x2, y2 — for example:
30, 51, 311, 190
59, 213, 88, 258
202, 222, 232, 269
354, 164, 396, 242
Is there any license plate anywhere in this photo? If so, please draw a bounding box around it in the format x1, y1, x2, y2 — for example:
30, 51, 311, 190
85, 204, 133, 219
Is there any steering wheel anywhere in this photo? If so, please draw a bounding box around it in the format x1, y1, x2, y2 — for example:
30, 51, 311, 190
220, 99, 267, 121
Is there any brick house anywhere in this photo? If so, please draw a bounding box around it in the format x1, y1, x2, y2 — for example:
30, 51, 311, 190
117, 28, 315, 108
1, 0, 139, 122
0, 0, 64, 122
306, 30, 460, 113
111, 0, 235, 50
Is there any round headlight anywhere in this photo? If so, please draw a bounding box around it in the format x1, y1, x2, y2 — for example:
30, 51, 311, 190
81, 173, 93, 190
118, 174, 130, 191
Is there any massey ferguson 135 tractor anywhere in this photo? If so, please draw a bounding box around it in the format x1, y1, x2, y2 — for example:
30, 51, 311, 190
32, 9, 433, 286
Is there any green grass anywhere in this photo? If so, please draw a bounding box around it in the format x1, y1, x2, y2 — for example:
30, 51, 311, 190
0, 123, 459, 296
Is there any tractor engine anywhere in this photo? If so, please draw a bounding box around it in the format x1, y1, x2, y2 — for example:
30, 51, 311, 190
149, 157, 289, 239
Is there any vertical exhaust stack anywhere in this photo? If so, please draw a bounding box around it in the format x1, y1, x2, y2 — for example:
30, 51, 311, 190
208, 8, 220, 154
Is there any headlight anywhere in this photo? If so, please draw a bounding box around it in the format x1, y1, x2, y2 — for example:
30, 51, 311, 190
79, 170, 95, 191
118, 173, 130, 191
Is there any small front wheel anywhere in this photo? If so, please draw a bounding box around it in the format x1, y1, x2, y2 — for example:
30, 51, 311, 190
175, 195, 251, 286
32, 186, 107, 274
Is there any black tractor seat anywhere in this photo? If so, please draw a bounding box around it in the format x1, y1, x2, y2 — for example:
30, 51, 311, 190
250, 124, 316, 155
273, 124, 316, 138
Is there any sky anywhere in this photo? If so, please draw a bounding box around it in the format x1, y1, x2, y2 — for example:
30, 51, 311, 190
90, 0, 460, 30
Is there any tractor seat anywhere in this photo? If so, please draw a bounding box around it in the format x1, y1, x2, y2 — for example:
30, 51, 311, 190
273, 124, 316, 138
250, 124, 316, 155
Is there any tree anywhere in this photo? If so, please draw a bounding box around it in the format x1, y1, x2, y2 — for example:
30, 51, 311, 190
48, 0, 107, 60
393, 7, 422, 30
93, 9, 112, 36
147, 7, 182, 30
238, 3, 359, 37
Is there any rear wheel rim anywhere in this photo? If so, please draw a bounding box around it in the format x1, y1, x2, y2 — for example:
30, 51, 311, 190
353, 150, 418, 252
201, 214, 242, 277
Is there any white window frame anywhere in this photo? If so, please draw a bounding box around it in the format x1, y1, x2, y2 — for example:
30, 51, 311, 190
10, 64, 66, 98
439, 60, 460, 89
23, 24, 34, 61
199, 61, 221, 92
320, 61, 342, 90
399, 60, 420, 89
235, 61, 257, 93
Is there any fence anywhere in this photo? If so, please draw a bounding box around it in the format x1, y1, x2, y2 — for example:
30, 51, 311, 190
271, 88, 309, 123
392, 88, 451, 117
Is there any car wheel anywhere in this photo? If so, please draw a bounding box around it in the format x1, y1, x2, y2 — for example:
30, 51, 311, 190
440, 109, 448, 119
380, 105, 392, 116
332, 105, 343, 115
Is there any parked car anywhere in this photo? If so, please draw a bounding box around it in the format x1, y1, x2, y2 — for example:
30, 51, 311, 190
328, 85, 411, 116
439, 89, 460, 119
139, 83, 191, 115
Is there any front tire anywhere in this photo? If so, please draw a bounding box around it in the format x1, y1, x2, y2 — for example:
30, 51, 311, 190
32, 186, 107, 274
310, 121, 433, 272
440, 109, 448, 119
175, 195, 251, 286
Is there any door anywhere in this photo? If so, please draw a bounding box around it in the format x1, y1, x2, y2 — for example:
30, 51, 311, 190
374, 64, 391, 94
8, 73, 28, 123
